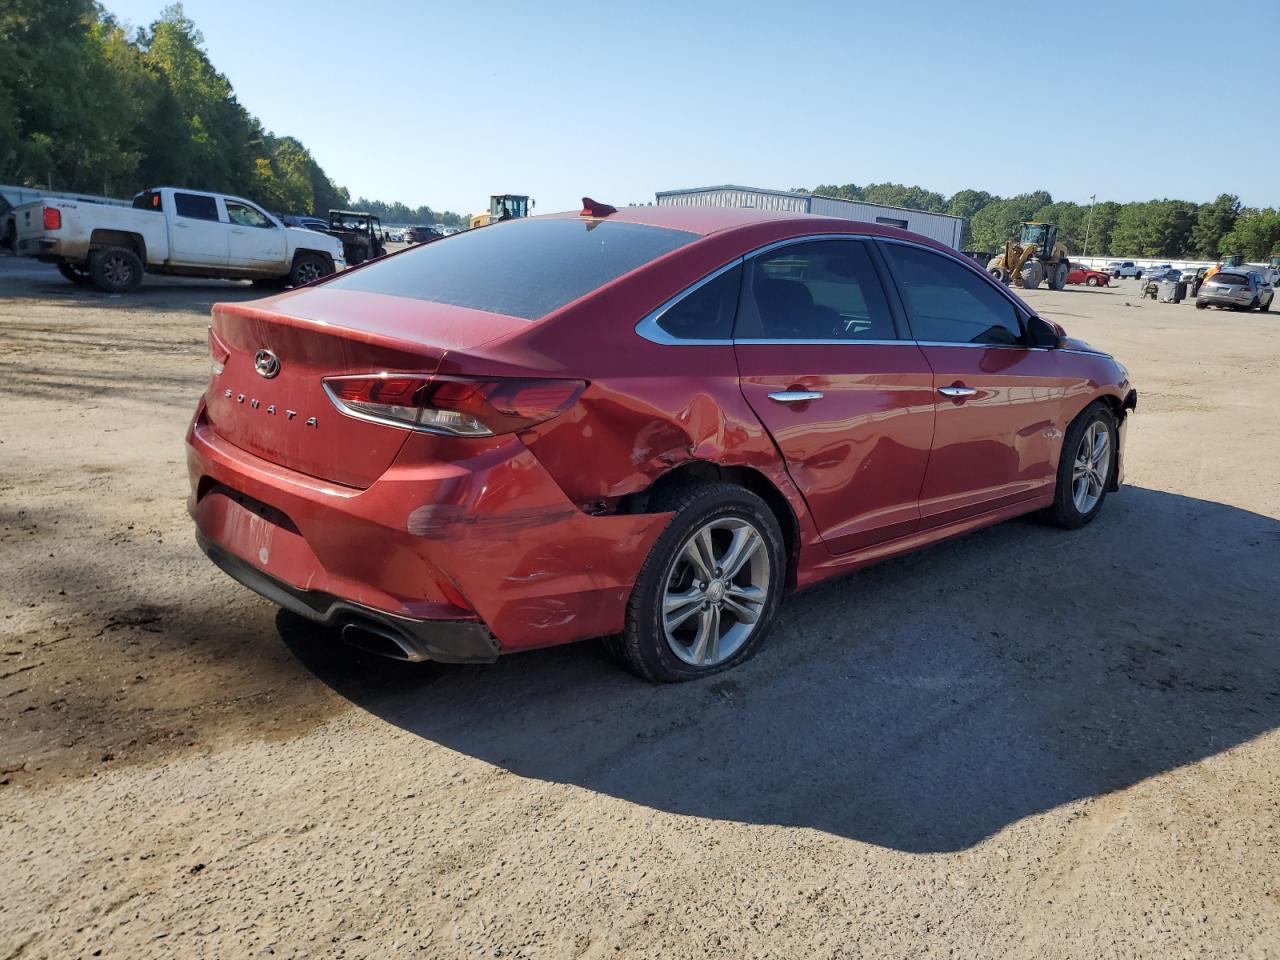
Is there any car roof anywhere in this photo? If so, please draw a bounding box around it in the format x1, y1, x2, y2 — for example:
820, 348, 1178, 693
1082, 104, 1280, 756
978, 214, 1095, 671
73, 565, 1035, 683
537, 204, 940, 244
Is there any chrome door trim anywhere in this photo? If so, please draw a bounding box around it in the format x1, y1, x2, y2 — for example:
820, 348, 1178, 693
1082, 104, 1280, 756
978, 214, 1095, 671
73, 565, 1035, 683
767, 390, 824, 403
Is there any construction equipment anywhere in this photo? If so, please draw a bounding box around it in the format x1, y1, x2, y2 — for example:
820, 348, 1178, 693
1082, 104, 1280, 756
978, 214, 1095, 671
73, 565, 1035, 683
325, 210, 386, 265
468, 194, 533, 230
986, 222, 1071, 290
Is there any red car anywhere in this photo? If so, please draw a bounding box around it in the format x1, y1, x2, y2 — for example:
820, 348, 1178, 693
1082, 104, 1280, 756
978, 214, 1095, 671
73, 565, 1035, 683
1067, 264, 1111, 287
188, 204, 1136, 682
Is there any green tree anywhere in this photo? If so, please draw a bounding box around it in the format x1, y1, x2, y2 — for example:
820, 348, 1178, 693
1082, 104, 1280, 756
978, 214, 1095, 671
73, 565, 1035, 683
1191, 194, 1240, 258
1219, 208, 1280, 260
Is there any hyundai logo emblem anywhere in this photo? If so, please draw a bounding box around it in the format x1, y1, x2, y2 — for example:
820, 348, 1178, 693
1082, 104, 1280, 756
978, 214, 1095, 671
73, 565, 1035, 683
254, 349, 281, 379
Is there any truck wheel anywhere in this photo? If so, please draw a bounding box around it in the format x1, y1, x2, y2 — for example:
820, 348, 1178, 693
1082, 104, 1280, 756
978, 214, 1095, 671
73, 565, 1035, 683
89, 247, 143, 293
289, 252, 331, 287
57, 261, 94, 286
988, 265, 1011, 284
1049, 261, 1069, 290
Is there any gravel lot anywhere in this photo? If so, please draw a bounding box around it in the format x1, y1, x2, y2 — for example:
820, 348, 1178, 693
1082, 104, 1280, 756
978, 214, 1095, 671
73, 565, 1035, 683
1, 257, 1278, 959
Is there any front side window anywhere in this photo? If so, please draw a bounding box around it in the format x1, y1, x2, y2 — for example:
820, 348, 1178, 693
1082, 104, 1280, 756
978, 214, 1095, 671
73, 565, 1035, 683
328, 218, 696, 320
225, 201, 272, 228
881, 243, 1026, 346
735, 239, 897, 341
174, 192, 219, 222
652, 264, 741, 340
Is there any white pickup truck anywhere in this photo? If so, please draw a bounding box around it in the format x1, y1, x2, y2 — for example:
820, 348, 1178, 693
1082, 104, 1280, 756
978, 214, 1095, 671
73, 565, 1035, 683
13, 186, 347, 293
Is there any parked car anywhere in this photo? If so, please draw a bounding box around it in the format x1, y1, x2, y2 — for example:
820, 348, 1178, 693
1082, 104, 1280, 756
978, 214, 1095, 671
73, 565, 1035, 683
13, 187, 346, 292
405, 225, 443, 244
1195, 270, 1274, 312
1107, 260, 1143, 278
1143, 267, 1181, 283
387, 230, 404, 243
1067, 263, 1111, 286
280, 214, 330, 233
187, 207, 1137, 682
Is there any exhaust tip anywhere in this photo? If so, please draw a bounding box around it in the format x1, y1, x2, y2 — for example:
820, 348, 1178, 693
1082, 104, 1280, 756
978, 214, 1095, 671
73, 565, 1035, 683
340, 621, 425, 662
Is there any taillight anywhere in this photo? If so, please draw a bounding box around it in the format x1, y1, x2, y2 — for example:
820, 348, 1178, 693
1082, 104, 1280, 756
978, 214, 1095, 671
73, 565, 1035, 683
42, 206, 61, 230
322, 374, 585, 437
207, 328, 230, 375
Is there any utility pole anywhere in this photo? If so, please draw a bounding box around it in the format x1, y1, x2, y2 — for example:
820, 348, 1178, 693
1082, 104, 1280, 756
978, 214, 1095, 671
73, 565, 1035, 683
1083, 194, 1097, 259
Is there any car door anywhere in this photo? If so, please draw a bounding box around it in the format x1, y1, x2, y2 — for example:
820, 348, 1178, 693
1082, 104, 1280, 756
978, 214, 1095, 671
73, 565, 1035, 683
878, 240, 1069, 528
734, 238, 935, 554
169, 192, 229, 266
223, 199, 287, 265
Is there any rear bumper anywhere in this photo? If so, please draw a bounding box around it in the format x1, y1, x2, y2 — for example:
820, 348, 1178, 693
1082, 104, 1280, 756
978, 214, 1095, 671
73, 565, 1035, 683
186, 404, 671, 657
198, 533, 497, 662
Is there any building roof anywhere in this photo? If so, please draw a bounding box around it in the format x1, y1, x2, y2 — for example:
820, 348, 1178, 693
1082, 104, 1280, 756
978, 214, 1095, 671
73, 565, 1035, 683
654, 184, 965, 223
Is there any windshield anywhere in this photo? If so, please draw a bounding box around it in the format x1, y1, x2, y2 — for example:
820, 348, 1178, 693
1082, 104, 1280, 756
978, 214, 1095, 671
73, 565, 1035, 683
327, 217, 696, 319
490, 196, 528, 219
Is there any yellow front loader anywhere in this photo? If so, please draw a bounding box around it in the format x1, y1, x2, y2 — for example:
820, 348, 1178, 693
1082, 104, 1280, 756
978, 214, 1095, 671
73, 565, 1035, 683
987, 222, 1071, 290
468, 194, 534, 230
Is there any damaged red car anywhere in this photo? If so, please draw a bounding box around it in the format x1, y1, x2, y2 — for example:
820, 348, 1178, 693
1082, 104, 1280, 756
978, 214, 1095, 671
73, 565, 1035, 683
187, 203, 1136, 682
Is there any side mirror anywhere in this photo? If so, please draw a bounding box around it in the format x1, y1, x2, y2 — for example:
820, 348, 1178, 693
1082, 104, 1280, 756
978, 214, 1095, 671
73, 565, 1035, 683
1028, 315, 1063, 349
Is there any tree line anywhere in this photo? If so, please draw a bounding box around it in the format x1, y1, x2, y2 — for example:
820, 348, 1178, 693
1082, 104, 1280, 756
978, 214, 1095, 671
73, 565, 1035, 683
0, 1, 466, 225
802, 183, 1278, 261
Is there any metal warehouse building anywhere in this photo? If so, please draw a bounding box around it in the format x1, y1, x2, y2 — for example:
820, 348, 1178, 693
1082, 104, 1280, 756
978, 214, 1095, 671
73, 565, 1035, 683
655, 185, 966, 249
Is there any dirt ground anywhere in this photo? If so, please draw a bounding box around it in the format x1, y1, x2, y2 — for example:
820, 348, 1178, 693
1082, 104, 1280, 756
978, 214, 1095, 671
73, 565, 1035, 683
1, 258, 1277, 959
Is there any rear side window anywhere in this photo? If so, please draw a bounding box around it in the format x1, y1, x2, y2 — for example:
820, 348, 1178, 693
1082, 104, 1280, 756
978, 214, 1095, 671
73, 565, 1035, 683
132, 191, 163, 212
174, 193, 219, 221
735, 239, 897, 341
882, 243, 1025, 346
328, 218, 696, 320
653, 265, 741, 340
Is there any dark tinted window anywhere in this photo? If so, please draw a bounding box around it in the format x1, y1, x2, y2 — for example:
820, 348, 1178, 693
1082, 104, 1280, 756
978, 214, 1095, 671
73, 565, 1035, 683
174, 193, 219, 221
736, 239, 897, 341
328, 219, 696, 320
1215, 273, 1248, 285
882, 243, 1025, 345
654, 265, 741, 340
132, 191, 162, 212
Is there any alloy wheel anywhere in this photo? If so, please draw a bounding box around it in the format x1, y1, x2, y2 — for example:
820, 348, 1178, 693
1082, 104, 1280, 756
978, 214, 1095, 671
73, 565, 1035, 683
296, 261, 322, 284
662, 517, 771, 668
103, 254, 132, 287
1071, 420, 1111, 514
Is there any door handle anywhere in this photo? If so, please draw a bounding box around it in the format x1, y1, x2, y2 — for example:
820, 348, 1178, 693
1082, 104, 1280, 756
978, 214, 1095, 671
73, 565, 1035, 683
768, 390, 824, 403
937, 386, 977, 398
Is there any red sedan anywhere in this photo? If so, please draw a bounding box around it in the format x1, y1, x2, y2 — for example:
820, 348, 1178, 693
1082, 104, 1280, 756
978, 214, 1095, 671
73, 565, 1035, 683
1067, 264, 1111, 287
188, 204, 1136, 682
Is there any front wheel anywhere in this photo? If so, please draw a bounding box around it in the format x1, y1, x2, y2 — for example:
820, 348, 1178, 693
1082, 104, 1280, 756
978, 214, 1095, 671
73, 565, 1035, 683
57, 261, 94, 285
1086, 276, 1098, 286
607, 481, 785, 682
289, 252, 331, 287
1046, 402, 1117, 529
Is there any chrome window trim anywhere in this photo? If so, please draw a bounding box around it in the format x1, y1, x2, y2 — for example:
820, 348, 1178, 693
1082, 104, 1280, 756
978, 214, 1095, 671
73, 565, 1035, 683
635, 232, 1046, 349
634, 256, 745, 345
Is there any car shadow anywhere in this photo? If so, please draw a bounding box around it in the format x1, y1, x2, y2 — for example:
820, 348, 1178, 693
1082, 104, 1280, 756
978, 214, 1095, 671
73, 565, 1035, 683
279, 486, 1280, 853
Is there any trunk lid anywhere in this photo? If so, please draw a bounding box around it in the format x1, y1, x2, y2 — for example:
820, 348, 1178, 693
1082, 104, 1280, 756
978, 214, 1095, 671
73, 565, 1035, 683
205, 287, 528, 488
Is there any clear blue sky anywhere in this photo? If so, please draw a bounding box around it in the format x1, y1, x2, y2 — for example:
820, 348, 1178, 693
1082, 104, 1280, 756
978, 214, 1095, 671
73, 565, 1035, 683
103, 0, 1278, 216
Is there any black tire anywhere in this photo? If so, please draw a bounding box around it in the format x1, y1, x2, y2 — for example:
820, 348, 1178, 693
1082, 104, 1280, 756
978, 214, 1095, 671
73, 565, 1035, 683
57, 261, 94, 285
288, 252, 331, 287
1247, 297, 1259, 311
1195, 299, 1207, 310
1048, 261, 1069, 290
1261, 298, 1272, 313
89, 246, 143, 293
1086, 275, 1098, 287
1045, 401, 1118, 530
605, 481, 786, 683
251, 277, 288, 289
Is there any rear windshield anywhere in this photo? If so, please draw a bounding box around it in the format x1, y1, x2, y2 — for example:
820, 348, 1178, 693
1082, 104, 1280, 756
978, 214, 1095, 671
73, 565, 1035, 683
327, 218, 697, 319
1214, 273, 1248, 285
